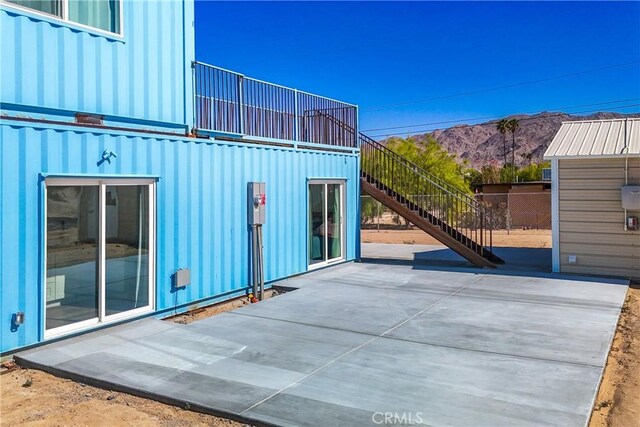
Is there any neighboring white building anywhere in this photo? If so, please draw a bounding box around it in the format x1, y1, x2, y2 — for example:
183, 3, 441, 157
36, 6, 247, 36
545, 118, 640, 280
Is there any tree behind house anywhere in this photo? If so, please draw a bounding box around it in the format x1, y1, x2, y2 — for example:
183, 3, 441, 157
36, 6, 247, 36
385, 136, 471, 193
506, 118, 520, 180
496, 119, 509, 169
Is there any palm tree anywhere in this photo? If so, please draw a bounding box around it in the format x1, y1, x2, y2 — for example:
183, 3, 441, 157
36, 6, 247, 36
496, 119, 509, 174
506, 118, 520, 181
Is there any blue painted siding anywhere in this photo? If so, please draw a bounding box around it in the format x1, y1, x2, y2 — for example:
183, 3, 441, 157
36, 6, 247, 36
0, 0, 361, 355
0, 121, 359, 353
0, 0, 194, 128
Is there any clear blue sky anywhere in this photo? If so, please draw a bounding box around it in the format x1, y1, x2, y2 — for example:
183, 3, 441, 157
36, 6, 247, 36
195, 1, 640, 138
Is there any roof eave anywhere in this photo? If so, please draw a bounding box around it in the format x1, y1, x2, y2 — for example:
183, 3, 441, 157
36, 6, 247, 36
544, 153, 640, 161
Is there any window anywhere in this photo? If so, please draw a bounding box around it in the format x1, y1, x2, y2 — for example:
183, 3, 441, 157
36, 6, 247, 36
45, 178, 154, 337
308, 180, 345, 268
4, 0, 121, 35
6, 0, 61, 16
68, 0, 120, 33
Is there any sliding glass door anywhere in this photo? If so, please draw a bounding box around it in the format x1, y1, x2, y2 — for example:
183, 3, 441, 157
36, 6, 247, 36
104, 185, 150, 317
45, 179, 155, 337
45, 185, 100, 331
308, 180, 345, 268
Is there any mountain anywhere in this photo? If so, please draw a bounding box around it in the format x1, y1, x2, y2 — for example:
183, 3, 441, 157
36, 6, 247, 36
397, 112, 640, 169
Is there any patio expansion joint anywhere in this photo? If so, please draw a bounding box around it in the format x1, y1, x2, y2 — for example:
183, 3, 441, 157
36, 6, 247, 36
229, 306, 605, 372
315, 277, 472, 296
227, 311, 383, 339
302, 273, 623, 312
237, 278, 480, 416
282, 274, 623, 313
378, 335, 605, 369
447, 291, 625, 312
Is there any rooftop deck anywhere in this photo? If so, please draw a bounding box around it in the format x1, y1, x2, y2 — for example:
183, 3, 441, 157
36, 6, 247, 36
193, 61, 358, 149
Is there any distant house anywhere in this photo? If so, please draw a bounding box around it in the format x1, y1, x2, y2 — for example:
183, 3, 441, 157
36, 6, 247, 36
473, 182, 551, 229
544, 118, 640, 280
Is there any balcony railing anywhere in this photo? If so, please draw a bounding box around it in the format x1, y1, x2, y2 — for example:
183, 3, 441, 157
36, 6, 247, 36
193, 61, 358, 148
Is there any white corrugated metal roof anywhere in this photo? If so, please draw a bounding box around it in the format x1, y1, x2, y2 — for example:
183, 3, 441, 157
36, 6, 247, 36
544, 118, 640, 159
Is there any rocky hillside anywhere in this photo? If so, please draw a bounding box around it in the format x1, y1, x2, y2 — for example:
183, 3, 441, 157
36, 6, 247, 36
404, 112, 639, 169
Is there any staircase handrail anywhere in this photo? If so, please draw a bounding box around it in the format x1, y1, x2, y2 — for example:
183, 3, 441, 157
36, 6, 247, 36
360, 133, 496, 255
359, 133, 482, 210
312, 111, 495, 251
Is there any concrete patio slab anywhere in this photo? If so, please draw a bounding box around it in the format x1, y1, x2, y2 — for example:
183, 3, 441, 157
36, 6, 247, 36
245, 338, 602, 427
289, 261, 485, 294
457, 273, 629, 309
235, 280, 455, 335
16, 261, 627, 427
386, 295, 620, 366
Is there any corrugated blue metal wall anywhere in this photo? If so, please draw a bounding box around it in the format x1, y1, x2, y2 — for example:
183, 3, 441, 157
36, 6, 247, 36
0, 0, 194, 127
0, 121, 359, 353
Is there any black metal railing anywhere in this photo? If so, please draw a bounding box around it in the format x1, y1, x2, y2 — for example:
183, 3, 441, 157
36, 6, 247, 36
193, 61, 357, 147
360, 133, 496, 258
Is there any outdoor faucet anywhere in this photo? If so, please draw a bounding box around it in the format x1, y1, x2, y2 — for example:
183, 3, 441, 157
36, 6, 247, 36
101, 149, 118, 164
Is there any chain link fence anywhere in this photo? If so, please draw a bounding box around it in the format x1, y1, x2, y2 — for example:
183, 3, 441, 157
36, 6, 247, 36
477, 192, 551, 230
360, 195, 403, 230
361, 192, 551, 231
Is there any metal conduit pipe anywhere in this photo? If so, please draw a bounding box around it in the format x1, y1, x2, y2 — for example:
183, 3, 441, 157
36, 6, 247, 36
251, 224, 258, 298
248, 182, 266, 300
257, 225, 265, 301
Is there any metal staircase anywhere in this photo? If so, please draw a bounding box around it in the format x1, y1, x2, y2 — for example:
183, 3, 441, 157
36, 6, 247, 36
360, 133, 504, 268
310, 109, 502, 267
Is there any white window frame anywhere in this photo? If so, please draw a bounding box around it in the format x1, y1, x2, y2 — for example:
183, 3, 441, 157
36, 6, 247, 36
308, 179, 346, 270
1, 0, 125, 38
44, 177, 155, 339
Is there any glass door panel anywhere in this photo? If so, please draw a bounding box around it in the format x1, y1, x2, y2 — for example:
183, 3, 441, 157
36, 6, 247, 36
309, 184, 326, 264
105, 185, 150, 316
46, 186, 99, 331
327, 184, 342, 260
308, 181, 344, 267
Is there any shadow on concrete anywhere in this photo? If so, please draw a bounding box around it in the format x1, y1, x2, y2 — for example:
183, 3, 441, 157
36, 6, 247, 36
412, 246, 551, 271
361, 243, 628, 285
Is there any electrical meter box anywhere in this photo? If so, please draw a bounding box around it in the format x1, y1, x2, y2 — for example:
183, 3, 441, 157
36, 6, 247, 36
622, 185, 640, 210
248, 182, 266, 225
174, 268, 191, 288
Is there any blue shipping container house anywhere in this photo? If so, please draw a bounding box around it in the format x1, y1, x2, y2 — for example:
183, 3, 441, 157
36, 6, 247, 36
0, 0, 361, 354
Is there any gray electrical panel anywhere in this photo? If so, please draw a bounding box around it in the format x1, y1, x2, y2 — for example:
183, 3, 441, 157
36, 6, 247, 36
248, 182, 266, 225
622, 185, 640, 210
174, 268, 191, 288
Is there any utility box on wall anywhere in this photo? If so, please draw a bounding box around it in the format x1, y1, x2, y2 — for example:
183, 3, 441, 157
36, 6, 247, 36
174, 268, 191, 288
248, 182, 266, 225
622, 185, 640, 210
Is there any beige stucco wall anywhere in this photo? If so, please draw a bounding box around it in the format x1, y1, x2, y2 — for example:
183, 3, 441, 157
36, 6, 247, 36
558, 157, 640, 279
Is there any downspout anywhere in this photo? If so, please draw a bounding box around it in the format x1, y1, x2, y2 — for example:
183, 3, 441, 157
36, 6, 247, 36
355, 105, 361, 262
551, 157, 560, 273
183, 0, 188, 132
183, 0, 195, 134
624, 118, 629, 231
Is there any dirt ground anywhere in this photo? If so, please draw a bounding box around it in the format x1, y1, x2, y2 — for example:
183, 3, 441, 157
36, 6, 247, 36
165, 289, 278, 325
0, 366, 240, 426
590, 286, 640, 427
362, 228, 551, 248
